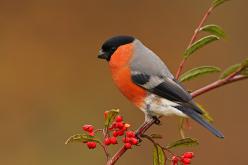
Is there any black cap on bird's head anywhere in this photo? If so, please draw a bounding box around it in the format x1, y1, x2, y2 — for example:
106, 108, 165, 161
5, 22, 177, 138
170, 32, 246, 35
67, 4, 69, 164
97, 35, 135, 61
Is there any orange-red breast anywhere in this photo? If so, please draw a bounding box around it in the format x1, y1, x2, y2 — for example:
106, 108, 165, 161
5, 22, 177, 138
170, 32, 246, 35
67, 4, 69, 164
97, 35, 224, 138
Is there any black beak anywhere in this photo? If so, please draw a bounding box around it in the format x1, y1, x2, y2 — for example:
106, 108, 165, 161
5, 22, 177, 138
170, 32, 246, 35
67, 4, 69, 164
97, 49, 107, 59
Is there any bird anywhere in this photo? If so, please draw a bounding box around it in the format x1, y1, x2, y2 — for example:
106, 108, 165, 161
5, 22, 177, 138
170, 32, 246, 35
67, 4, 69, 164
97, 35, 224, 138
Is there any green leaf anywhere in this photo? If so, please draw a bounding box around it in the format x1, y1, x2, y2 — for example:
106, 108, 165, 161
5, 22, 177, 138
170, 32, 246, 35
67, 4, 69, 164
153, 145, 166, 165
179, 66, 221, 82
220, 58, 248, 78
196, 103, 214, 123
150, 134, 163, 139
212, 0, 229, 8
241, 68, 248, 76
220, 63, 241, 79
241, 58, 248, 69
104, 109, 120, 128
241, 58, 248, 76
166, 137, 199, 149
65, 134, 100, 144
200, 24, 225, 38
184, 35, 220, 59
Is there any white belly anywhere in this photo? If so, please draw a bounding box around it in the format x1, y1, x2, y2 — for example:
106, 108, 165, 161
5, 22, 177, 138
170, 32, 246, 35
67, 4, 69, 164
140, 94, 188, 118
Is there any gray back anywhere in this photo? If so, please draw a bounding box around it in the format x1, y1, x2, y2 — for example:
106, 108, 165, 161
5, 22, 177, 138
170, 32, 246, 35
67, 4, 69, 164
130, 39, 174, 79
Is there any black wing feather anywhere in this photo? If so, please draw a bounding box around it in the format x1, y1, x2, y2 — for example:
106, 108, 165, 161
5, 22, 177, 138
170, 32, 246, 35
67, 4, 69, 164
149, 79, 192, 102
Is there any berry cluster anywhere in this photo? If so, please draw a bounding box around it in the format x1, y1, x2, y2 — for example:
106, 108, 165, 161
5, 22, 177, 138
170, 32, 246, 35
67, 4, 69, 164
171, 152, 194, 165
82, 124, 97, 149
81, 113, 138, 150
105, 115, 138, 149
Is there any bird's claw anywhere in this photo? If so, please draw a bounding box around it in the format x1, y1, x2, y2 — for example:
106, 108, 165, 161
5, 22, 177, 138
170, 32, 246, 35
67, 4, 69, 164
152, 116, 161, 125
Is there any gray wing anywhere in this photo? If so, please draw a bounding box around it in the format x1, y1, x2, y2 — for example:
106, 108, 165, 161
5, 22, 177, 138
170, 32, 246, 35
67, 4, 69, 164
131, 71, 202, 113
131, 71, 190, 102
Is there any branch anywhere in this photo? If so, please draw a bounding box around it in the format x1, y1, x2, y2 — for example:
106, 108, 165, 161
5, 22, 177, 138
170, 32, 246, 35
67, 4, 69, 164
175, 6, 214, 79
191, 75, 248, 98
94, 129, 110, 160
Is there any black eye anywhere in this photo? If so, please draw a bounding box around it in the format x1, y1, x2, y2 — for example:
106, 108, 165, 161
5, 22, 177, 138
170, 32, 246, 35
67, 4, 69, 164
111, 47, 116, 51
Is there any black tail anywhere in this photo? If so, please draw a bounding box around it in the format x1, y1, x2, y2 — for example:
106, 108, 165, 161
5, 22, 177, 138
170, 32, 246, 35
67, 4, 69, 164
178, 106, 224, 138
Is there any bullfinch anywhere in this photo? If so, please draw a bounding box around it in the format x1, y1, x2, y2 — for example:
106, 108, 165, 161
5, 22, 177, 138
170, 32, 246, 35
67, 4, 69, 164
97, 35, 224, 138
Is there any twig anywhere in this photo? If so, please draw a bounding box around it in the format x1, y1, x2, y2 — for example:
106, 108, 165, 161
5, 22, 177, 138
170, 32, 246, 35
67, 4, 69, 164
191, 75, 247, 98
175, 6, 214, 79
179, 118, 186, 139
99, 142, 110, 160
142, 134, 167, 164
96, 129, 110, 160
142, 134, 174, 156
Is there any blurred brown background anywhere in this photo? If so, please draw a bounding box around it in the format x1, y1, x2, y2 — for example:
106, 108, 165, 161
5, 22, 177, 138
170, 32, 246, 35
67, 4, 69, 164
0, 0, 247, 164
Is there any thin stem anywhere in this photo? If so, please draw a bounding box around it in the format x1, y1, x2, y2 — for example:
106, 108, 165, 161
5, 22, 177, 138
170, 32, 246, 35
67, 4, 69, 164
179, 118, 186, 139
97, 128, 110, 160
175, 6, 214, 79
191, 75, 247, 98
142, 134, 167, 165
94, 128, 104, 134
99, 142, 110, 160
175, 59, 186, 79
142, 134, 176, 158
187, 6, 214, 48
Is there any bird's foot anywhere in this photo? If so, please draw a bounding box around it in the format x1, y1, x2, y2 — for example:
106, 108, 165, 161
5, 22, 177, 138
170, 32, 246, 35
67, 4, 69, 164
152, 116, 161, 125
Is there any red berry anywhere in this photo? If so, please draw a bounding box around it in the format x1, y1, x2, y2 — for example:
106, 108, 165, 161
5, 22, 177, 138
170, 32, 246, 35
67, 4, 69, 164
116, 122, 124, 129
86, 142, 96, 149
113, 131, 119, 137
122, 137, 130, 143
112, 122, 117, 128
121, 126, 127, 131
126, 131, 135, 138
110, 137, 117, 144
172, 156, 179, 163
88, 132, 95, 136
171, 156, 179, 165
82, 125, 89, 131
88, 127, 94, 132
130, 138, 138, 145
104, 138, 111, 145
181, 158, 191, 164
108, 124, 115, 130
117, 130, 124, 136
82, 125, 94, 132
124, 142, 132, 149
183, 152, 194, 159
115, 115, 123, 122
